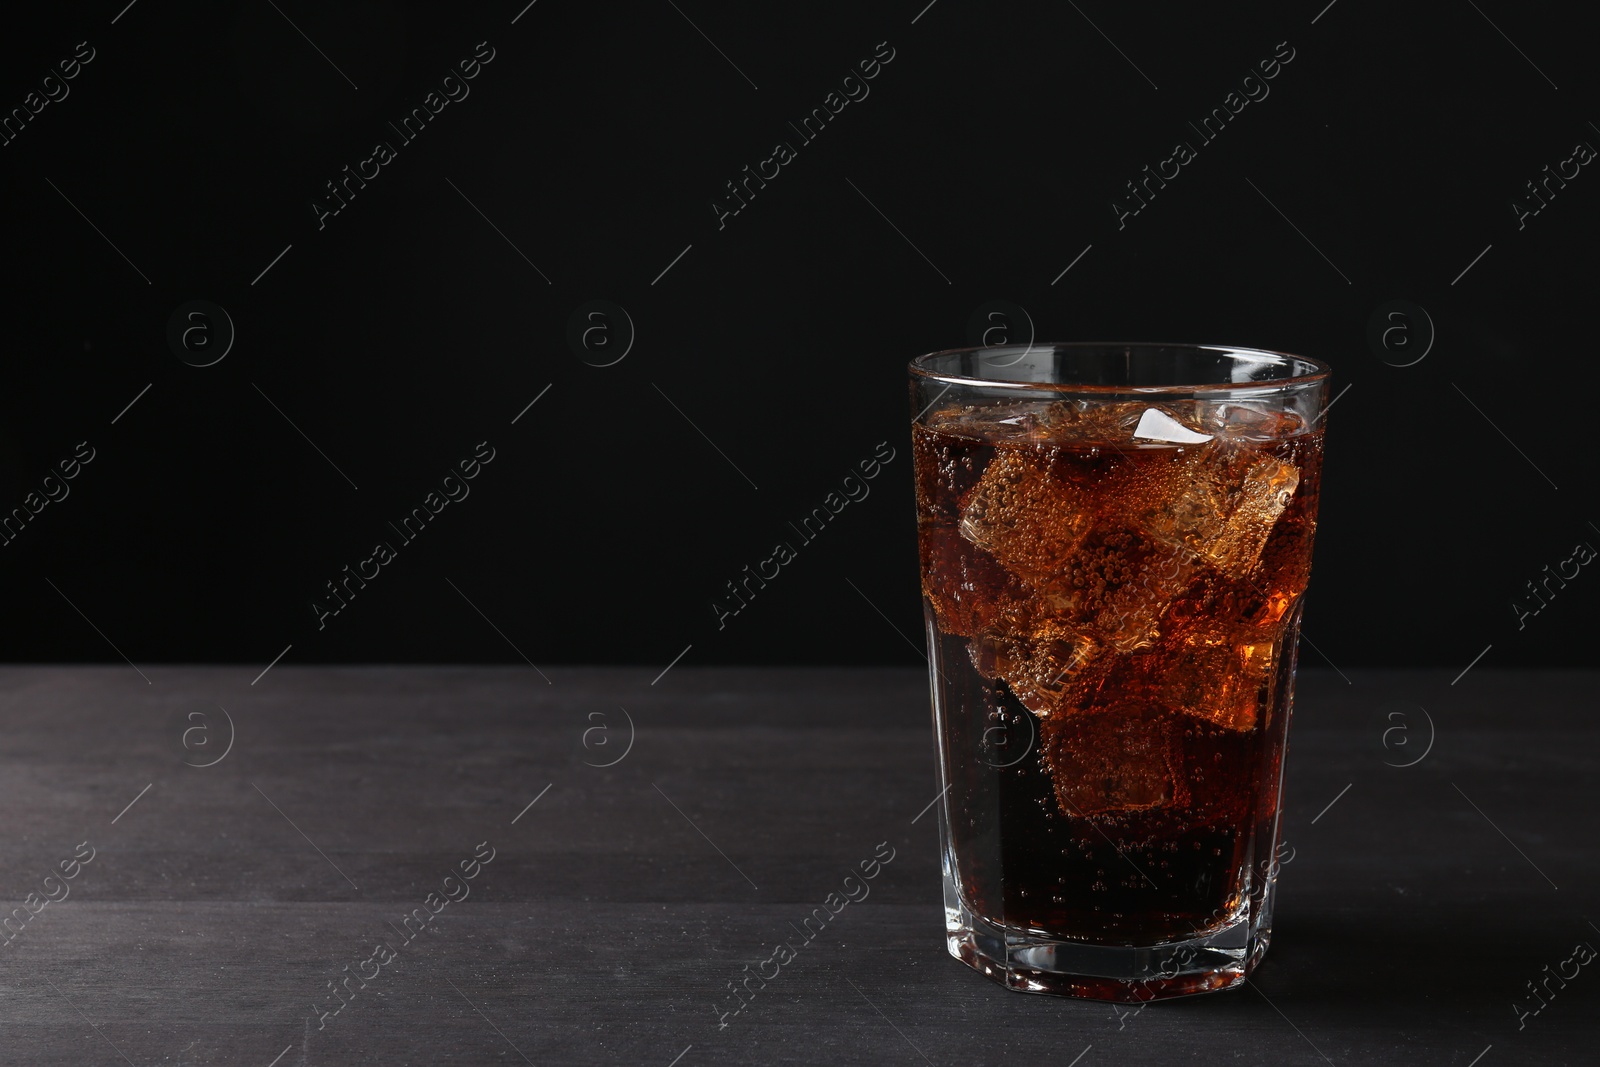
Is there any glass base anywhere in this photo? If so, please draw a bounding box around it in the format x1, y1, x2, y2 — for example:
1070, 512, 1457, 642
943, 881, 1272, 1001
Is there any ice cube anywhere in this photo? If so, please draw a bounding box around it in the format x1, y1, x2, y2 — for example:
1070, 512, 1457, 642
1033, 525, 1196, 653
1196, 403, 1307, 442
1133, 407, 1213, 444
1126, 442, 1300, 578
1156, 634, 1279, 732
1044, 399, 1218, 448
959, 447, 1095, 589
1042, 703, 1188, 817
1092, 535, 1198, 652
919, 520, 1034, 637
1049, 399, 1152, 443
970, 623, 1104, 719
923, 401, 1069, 444
1239, 515, 1317, 630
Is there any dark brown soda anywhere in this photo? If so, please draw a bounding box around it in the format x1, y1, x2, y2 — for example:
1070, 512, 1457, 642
916, 403, 1323, 945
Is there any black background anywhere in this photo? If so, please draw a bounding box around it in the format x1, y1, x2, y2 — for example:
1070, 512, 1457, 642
1, 0, 1594, 671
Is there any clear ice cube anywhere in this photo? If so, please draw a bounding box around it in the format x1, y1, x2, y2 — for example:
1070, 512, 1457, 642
1156, 634, 1279, 732
1043, 703, 1188, 816
970, 623, 1104, 719
1124, 442, 1300, 578
959, 447, 1095, 589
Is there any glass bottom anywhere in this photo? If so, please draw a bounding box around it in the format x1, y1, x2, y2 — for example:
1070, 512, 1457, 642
943, 867, 1275, 1001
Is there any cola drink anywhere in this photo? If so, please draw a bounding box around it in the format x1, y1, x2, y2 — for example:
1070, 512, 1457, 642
911, 345, 1328, 1001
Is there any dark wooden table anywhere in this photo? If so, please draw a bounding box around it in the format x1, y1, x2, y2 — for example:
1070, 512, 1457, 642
0, 666, 1591, 1065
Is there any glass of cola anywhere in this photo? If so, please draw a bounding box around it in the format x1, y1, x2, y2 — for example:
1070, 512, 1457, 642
910, 343, 1330, 1000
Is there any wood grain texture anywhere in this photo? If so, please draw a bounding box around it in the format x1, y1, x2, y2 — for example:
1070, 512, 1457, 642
0, 666, 1592, 1065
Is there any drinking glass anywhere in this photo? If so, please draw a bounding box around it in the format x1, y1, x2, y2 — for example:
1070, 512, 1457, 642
910, 343, 1330, 1000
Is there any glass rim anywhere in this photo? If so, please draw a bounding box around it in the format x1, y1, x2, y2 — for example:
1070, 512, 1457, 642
908, 342, 1333, 394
